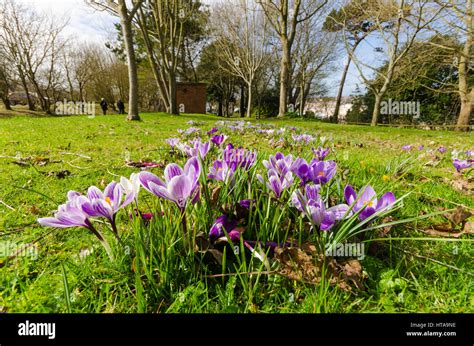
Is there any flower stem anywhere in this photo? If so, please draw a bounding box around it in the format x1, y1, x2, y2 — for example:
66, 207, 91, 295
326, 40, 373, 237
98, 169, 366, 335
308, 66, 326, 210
87, 223, 114, 261
110, 216, 123, 245
181, 208, 188, 236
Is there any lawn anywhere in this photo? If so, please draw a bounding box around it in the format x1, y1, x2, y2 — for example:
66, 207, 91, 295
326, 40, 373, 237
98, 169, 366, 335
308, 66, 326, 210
0, 112, 472, 313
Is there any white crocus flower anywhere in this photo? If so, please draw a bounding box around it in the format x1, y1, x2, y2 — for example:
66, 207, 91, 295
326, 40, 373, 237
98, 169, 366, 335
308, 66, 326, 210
120, 173, 140, 201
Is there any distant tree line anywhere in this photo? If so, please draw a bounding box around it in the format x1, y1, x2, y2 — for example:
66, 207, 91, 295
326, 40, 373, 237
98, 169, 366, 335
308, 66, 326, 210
0, 0, 471, 130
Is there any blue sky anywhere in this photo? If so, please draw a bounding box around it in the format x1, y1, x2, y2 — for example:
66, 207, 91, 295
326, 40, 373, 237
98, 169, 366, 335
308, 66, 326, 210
22, 0, 366, 97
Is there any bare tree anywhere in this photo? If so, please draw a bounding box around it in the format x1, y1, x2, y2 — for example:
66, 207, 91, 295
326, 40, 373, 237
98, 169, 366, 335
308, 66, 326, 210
0, 61, 14, 110
211, 0, 272, 117
345, 0, 447, 126
289, 15, 336, 116
86, 0, 143, 120
425, 0, 473, 131
0, 0, 67, 114
257, 0, 329, 117
136, 0, 194, 115
324, 0, 384, 123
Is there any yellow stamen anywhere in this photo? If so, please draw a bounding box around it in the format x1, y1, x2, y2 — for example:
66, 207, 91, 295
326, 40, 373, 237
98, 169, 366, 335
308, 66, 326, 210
105, 197, 112, 205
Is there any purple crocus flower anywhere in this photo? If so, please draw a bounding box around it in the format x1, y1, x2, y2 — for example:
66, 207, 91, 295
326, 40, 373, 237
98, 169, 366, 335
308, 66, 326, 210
185, 127, 201, 135
438, 146, 447, 154
291, 158, 310, 185
223, 144, 257, 170
344, 185, 396, 221
139, 157, 201, 209
262, 152, 294, 176
209, 215, 238, 241
291, 158, 336, 185
228, 230, 241, 243
180, 138, 210, 159
211, 134, 227, 147
82, 182, 134, 222
308, 160, 337, 184
418, 145, 425, 151
292, 134, 314, 144
239, 199, 255, 209
207, 127, 219, 135
38, 193, 93, 229
38, 192, 114, 259
312, 147, 330, 161
208, 159, 236, 184
257, 168, 294, 198
402, 145, 413, 151
79, 181, 134, 240
292, 184, 350, 231
166, 138, 180, 149
453, 159, 472, 172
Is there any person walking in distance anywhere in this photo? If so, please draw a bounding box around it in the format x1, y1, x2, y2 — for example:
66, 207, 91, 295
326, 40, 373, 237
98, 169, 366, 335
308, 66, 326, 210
117, 99, 126, 115
100, 98, 108, 115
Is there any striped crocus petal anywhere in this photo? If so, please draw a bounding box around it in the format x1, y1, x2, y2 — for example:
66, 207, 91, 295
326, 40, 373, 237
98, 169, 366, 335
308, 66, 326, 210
148, 181, 173, 201
38, 217, 78, 228
104, 182, 123, 211
67, 191, 82, 201
328, 204, 351, 220
268, 174, 282, 198
164, 163, 184, 183
168, 175, 193, 209
305, 184, 320, 201
308, 203, 326, 227
291, 190, 305, 212
87, 186, 104, 200
139, 171, 166, 192
184, 157, 200, 181
92, 198, 114, 219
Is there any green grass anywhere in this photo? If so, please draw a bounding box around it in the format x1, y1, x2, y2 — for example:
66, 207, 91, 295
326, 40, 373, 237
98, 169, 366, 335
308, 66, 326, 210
0, 112, 472, 313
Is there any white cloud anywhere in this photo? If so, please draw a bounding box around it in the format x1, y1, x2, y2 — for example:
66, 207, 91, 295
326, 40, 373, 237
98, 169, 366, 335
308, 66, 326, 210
18, 0, 118, 45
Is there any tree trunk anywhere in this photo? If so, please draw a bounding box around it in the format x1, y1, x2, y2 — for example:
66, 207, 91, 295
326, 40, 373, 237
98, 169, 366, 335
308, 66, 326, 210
455, 18, 472, 131
299, 82, 305, 117
218, 99, 223, 117
278, 39, 291, 117
246, 83, 252, 118
371, 94, 382, 126
333, 39, 362, 123
19, 71, 34, 111
1, 97, 12, 110
240, 84, 245, 118
118, 0, 140, 121
456, 92, 473, 131
169, 72, 178, 115
333, 55, 352, 123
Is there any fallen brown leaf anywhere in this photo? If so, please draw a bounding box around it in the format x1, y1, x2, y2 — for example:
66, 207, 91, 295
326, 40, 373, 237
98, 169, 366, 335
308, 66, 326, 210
444, 174, 474, 196
210, 186, 221, 206
444, 206, 472, 227
274, 245, 365, 291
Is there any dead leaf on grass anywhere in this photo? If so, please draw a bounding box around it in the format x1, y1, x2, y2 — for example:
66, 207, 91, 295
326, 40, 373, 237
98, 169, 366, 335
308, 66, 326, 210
422, 207, 473, 238
443, 174, 474, 196
444, 206, 472, 227
210, 186, 221, 206
274, 245, 365, 291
